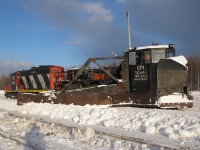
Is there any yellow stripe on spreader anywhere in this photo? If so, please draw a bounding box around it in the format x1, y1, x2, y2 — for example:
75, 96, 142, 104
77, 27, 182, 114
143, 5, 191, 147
5, 90, 46, 93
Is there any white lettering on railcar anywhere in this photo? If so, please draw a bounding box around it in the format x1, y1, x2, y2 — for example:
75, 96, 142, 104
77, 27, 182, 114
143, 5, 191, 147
134, 65, 148, 81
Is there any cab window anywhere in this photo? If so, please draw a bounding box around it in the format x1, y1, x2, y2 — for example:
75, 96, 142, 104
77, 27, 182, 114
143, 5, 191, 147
166, 49, 175, 58
136, 50, 151, 65
151, 50, 165, 63
144, 51, 151, 64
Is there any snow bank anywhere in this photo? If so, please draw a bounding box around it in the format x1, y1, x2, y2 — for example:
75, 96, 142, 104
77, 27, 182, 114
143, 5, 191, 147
0, 91, 200, 149
0, 90, 5, 94
11, 102, 200, 144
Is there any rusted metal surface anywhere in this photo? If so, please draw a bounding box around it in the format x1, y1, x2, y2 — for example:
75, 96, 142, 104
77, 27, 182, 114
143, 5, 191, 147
56, 85, 117, 105
17, 85, 118, 106
17, 93, 55, 105
17, 82, 157, 106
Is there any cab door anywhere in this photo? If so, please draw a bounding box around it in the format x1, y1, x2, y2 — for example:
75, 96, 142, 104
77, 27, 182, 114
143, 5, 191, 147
129, 50, 151, 92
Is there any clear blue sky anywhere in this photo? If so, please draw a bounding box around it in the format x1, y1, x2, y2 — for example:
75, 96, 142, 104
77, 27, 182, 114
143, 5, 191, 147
0, 0, 199, 74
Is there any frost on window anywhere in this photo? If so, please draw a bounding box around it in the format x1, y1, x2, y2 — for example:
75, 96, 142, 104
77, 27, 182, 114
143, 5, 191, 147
151, 50, 165, 63
129, 52, 136, 65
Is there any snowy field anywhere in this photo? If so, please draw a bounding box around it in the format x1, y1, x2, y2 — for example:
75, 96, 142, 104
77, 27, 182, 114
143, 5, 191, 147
0, 90, 200, 150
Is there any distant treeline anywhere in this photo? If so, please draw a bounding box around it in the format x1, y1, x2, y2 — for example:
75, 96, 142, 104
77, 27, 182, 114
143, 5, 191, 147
0, 74, 10, 90
187, 56, 200, 91
0, 56, 200, 91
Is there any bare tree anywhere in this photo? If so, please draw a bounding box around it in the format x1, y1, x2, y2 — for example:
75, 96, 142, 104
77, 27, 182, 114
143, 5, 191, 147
0, 74, 10, 90
187, 55, 200, 91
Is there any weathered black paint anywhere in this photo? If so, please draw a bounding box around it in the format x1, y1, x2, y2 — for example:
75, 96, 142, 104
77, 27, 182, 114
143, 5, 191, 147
130, 64, 150, 92
157, 59, 188, 96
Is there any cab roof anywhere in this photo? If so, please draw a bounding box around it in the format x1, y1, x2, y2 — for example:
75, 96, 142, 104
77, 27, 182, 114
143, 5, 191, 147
133, 44, 175, 51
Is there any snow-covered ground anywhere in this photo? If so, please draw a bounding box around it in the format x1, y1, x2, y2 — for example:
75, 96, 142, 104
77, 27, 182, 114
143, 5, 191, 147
0, 90, 200, 150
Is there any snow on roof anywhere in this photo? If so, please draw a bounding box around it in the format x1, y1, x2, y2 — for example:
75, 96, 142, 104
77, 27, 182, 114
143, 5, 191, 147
135, 45, 169, 51
68, 67, 80, 70
167, 55, 188, 68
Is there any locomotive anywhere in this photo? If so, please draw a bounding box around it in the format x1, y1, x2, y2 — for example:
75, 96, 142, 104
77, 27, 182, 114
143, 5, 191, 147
5, 65, 65, 98
5, 65, 119, 98
16, 43, 193, 108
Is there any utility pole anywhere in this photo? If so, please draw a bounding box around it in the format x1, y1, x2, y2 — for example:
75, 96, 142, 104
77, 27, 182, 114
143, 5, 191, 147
112, 51, 117, 77
126, 12, 132, 50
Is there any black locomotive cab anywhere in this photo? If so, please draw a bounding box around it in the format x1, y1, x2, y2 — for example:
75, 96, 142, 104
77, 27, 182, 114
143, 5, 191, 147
129, 44, 176, 93
125, 43, 192, 107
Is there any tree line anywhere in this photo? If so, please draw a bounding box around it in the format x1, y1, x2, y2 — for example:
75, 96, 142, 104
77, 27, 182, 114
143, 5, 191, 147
0, 74, 10, 90
187, 56, 200, 91
0, 55, 200, 91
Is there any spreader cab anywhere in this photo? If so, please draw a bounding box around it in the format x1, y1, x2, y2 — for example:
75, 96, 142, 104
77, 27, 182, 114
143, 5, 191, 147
129, 44, 175, 65
125, 44, 192, 108
128, 44, 176, 93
